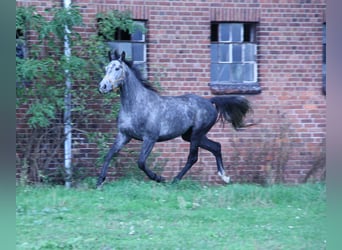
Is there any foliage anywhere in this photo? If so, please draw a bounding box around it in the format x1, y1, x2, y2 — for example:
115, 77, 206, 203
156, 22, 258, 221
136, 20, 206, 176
16, 180, 327, 249
17, 5, 84, 127
16, 6, 143, 184
16, 6, 45, 38
96, 9, 146, 41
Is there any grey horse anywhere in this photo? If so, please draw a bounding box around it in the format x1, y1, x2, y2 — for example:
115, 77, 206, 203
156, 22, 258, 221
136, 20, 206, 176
97, 51, 252, 187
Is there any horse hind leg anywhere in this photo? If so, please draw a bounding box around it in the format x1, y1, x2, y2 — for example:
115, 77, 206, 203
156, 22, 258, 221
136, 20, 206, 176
138, 138, 166, 182
199, 136, 230, 184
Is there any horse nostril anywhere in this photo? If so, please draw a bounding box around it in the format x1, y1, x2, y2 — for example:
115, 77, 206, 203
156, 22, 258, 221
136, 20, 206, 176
103, 84, 107, 90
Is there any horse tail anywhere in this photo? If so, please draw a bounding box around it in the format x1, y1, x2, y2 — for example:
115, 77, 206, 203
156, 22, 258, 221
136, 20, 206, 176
210, 96, 253, 130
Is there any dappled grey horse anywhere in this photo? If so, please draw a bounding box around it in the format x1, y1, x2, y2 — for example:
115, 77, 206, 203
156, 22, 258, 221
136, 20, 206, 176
97, 51, 252, 187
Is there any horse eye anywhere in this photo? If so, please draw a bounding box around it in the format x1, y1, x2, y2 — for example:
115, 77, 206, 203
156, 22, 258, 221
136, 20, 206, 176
115, 67, 120, 71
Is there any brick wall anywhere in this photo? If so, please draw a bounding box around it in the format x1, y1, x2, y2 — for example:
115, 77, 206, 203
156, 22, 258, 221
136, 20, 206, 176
16, 0, 326, 184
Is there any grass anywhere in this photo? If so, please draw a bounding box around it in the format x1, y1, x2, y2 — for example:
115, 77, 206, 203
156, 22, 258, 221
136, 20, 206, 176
16, 179, 326, 250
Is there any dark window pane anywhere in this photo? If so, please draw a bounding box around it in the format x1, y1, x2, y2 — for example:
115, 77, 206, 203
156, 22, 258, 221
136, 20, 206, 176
16, 29, 24, 39
98, 19, 146, 42
113, 27, 141, 41
211, 23, 219, 42
244, 23, 256, 42
323, 23, 326, 63
115, 28, 131, 41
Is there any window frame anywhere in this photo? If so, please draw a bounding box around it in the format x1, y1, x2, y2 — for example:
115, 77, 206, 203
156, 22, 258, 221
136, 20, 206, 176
209, 22, 261, 95
16, 28, 26, 59
16, 28, 31, 87
100, 20, 148, 79
322, 22, 326, 95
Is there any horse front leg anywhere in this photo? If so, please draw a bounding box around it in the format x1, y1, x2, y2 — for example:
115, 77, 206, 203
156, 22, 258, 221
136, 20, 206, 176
138, 138, 165, 182
96, 133, 131, 188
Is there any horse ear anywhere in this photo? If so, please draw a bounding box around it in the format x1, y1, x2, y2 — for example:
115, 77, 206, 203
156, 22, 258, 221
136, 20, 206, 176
108, 51, 113, 61
110, 50, 125, 61
108, 50, 119, 62
120, 51, 126, 61
113, 50, 120, 60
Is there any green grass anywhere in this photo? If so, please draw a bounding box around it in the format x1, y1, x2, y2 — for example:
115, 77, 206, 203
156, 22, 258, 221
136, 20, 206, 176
16, 179, 326, 250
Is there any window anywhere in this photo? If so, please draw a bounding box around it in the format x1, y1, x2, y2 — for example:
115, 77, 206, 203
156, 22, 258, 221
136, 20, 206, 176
322, 23, 326, 95
210, 22, 260, 94
99, 21, 147, 78
16, 29, 25, 59
16, 28, 30, 87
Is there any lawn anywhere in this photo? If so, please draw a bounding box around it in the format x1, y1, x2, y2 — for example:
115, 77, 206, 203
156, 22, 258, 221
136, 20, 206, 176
16, 179, 326, 249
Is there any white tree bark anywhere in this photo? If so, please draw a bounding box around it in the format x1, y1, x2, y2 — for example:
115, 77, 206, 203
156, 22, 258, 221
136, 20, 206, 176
63, 0, 72, 188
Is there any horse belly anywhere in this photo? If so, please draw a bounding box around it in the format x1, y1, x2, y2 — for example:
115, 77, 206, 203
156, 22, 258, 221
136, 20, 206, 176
157, 123, 191, 142
157, 108, 194, 141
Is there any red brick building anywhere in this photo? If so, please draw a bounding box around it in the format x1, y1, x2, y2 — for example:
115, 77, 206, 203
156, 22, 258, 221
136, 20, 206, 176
16, 0, 326, 184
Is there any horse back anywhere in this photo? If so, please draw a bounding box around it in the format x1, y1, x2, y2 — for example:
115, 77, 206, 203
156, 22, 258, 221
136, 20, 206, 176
158, 94, 218, 134
117, 93, 217, 141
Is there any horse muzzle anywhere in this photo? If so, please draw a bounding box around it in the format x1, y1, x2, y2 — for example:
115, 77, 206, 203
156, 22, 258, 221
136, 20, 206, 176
99, 80, 115, 94
98, 85, 109, 94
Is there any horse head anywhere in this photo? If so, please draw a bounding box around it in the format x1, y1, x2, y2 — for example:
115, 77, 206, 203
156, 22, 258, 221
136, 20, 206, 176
99, 51, 126, 93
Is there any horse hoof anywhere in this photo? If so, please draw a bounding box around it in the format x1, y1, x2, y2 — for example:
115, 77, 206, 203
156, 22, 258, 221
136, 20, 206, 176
157, 176, 166, 183
96, 183, 103, 190
221, 175, 230, 183
96, 177, 106, 189
218, 171, 230, 184
171, 178, 180, 184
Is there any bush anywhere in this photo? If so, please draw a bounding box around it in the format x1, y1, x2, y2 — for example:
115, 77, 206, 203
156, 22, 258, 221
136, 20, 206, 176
16, 6, 141, 185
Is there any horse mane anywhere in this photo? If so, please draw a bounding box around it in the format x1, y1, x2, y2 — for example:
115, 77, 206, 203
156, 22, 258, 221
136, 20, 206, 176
122, 57, 159, 93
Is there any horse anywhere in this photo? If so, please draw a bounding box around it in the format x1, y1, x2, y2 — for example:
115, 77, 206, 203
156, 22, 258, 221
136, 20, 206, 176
96, 51, 252, 187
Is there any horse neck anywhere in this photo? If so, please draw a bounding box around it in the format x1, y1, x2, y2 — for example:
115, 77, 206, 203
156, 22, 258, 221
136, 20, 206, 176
119, 68, 157, 110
